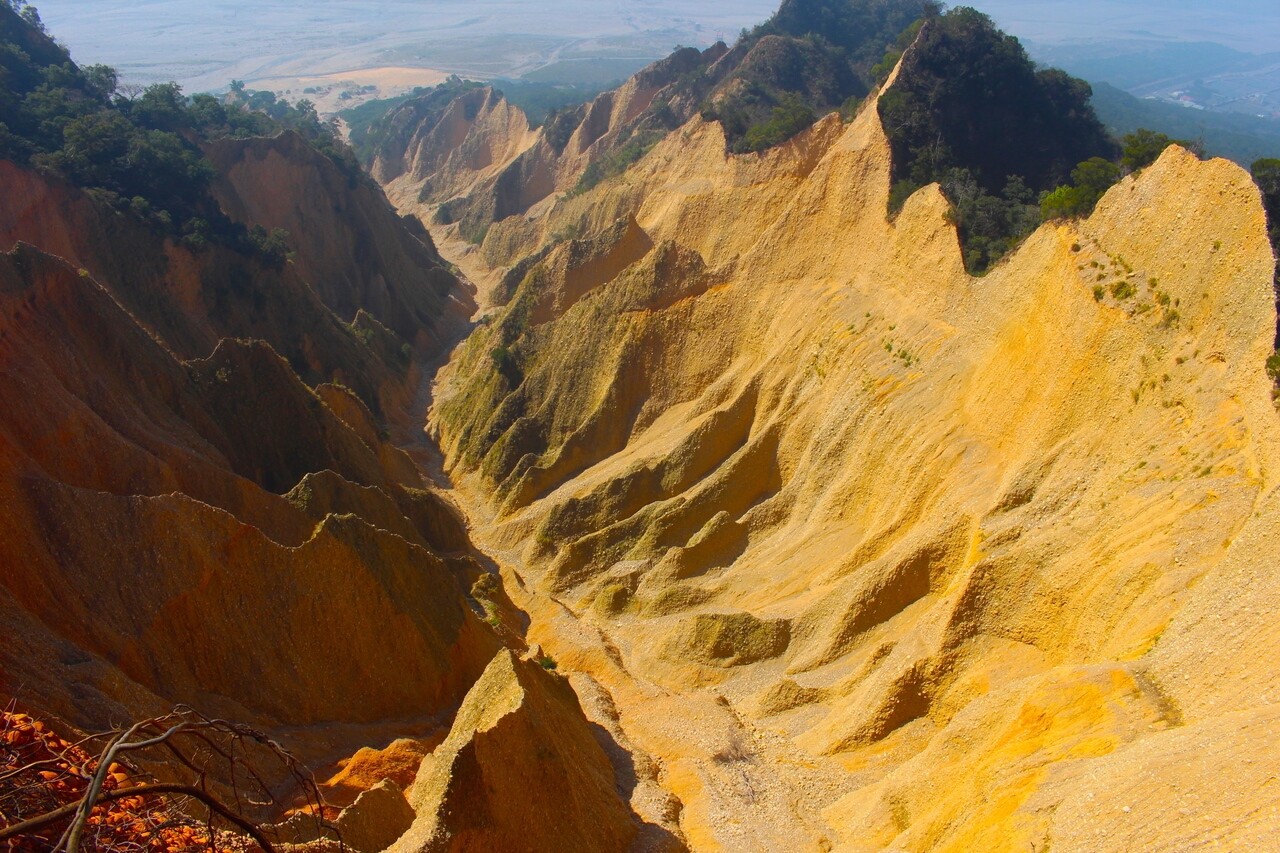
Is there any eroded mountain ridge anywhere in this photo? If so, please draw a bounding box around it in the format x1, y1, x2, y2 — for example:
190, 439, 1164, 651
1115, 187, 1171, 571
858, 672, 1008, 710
1, 1, 1278, 851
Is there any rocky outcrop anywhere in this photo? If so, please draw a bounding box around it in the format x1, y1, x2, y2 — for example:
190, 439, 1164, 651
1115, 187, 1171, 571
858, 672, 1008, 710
206, 131, 472, 347
393, 649, 637, 853
0, 245, 500, 739
374, 44, 732, 256
0, 161, 404, 413
335, 779, 418, 853
0, 138, 496, 790
321, 737, 441, 809
407, 57, 1280, 850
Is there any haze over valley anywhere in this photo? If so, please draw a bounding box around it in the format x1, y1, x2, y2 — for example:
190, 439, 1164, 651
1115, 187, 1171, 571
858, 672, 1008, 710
35, 0, 781, 91
34, 1, 1280, 105
35, 0, 1280, 164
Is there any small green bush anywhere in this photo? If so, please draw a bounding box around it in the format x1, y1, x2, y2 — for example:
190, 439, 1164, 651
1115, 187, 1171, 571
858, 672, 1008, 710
1110, 280, 1136, 300
1040, 157, 1121, 221
1121, 128, 1185, 172
733, 95, 816, 154
1266, 351, 1280, 381
490, 345, 522, 385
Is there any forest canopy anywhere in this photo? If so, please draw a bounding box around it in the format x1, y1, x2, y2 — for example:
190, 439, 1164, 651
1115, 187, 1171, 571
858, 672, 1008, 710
0, 0, 358, 258
702, 0, 942, 153
878, 6, 1118, 272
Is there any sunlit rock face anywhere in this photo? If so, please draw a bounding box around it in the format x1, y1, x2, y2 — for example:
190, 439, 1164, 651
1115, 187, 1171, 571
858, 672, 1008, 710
388, 58, 1280, 849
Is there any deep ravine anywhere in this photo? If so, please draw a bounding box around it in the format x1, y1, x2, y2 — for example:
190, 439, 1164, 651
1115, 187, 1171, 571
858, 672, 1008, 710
404, 239, 856, 853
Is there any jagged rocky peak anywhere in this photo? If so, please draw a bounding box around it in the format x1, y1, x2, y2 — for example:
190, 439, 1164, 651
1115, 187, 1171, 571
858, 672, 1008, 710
370, 1, 1115, 279
365, 2, 1280, 850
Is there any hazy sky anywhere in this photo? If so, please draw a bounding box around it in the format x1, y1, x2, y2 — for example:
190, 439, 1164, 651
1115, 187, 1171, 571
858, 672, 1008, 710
34, 1, 781, 88
32, 0, 1280, 92
976, 0, 1279, 52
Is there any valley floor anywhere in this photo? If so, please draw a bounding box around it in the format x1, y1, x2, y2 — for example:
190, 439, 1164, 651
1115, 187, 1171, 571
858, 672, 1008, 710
402, 246, 854, 851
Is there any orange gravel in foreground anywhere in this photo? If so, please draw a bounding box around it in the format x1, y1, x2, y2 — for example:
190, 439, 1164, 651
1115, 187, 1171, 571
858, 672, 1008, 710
0, 710, 254, 853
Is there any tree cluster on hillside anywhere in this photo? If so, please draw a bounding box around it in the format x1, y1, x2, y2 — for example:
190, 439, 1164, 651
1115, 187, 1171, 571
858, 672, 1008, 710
221, 80, 363, 180
0, 0, 356, 260
1253, 158, 1280, 333
878, 6, 1118, 272
702, 0, 942, 153
1037, 129, 1198, 221
1036, 157, 1121, 221
1255, 159, 1280, 248
0, 1, 212, 218
766, 0, 943, 67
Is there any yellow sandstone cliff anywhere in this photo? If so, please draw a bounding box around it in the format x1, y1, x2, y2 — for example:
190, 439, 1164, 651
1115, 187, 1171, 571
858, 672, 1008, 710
395, 75, 1280, 851
2, 12, 1277, 850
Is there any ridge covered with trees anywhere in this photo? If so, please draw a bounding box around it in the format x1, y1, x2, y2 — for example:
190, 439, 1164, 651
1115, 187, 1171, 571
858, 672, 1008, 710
1253, 157, 1280, 351
878, 6, 1119, 272
0, 0, 360, 258
702, 0, 942, 153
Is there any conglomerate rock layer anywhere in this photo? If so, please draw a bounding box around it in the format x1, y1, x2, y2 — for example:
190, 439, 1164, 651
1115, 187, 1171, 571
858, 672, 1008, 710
0, 155, 498, 767
388, 74, 1280, 851
0, 119, 663, 847
2, 18, 1277, 849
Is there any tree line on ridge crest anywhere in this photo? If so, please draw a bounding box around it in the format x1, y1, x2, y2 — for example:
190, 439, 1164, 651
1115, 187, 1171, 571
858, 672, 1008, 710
0, 0, 364, 263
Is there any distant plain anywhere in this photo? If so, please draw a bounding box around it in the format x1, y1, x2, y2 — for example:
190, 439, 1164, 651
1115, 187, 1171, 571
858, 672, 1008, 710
35, 0, 1280, 94
33, 0, 1280, 154
980, 0, 1279, 52
34, 0, 779, 91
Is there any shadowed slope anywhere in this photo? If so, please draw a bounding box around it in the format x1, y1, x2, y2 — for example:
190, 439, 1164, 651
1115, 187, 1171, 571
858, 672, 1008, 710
0, 101, 505, 765
392, 649, 639, 853
0, 245, 500, 737
207, 130, 473, 346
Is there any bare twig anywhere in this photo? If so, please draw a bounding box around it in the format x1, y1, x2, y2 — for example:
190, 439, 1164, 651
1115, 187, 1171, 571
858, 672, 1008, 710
0, 781, 275, 851
3, 705, 341, 852
62, 720, 194, 851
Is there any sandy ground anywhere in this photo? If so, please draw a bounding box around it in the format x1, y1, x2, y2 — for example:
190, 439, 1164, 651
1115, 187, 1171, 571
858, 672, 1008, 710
250, 67, 453, 113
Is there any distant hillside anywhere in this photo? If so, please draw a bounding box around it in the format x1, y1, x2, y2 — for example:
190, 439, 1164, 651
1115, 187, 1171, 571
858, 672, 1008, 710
701, 0, 942, 152
1032, 40, 1256, 93
1089, 81, 1280, 166
341, 78, 609, 165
